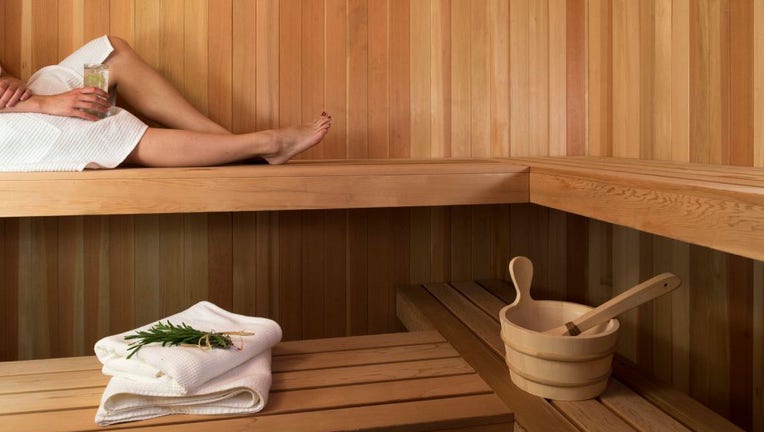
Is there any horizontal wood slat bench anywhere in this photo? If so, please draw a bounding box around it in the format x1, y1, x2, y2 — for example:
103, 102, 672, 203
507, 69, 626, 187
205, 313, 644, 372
510, 156, 764, 262
397, 280, 743, 432
0, 330, 513, 432
0, 159, 528, 217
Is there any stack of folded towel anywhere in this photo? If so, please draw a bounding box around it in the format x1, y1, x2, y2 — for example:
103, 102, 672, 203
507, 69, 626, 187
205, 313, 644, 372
93, 301, 282, 426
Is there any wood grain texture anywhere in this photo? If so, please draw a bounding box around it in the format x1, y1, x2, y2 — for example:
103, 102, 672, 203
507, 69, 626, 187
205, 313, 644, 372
2, 4, 763, 429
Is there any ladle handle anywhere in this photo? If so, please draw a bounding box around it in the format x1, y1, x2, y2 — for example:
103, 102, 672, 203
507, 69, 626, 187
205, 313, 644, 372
509, 256, 534, 306
548, 272, 681, 336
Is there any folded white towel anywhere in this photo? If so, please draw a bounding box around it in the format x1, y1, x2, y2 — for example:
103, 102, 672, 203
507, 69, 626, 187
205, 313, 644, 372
93, 301, 282, 425
94, 301, 282, 395
95, 350, 272, 426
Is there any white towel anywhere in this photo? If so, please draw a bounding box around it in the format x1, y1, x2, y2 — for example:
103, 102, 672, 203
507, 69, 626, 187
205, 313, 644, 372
94, 301, 282, 425
95, 350, 273, 426
0, 35, 148, 172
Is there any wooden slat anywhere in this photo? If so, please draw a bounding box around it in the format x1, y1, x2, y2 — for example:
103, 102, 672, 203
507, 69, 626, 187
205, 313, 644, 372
0, 373, 489, 417
0, 161, 529, 217
600, 380, 690, 432
552, 399, 636, 432
273, 342, 459, 372
613, 356, 743, 432
109, 395, 512, 432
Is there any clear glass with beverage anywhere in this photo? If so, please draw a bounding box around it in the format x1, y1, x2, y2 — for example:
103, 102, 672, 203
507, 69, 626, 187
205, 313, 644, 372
83, 63, 109, 119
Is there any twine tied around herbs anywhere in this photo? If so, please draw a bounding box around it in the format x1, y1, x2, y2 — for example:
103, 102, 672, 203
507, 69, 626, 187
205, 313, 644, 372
124, 321, 255, 359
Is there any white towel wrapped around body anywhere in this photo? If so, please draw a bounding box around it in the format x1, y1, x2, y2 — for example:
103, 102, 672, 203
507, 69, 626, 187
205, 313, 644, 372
94, 301, 282, 426
0, 35, 148, 172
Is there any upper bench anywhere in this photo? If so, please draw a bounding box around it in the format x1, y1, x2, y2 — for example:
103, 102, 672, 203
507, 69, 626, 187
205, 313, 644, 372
0, 159, 529, 217
3, 156, 762, 261
513, 156, 764, 262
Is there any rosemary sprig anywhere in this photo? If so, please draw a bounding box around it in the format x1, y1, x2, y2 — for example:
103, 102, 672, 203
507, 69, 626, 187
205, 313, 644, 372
124, 321, 247, 359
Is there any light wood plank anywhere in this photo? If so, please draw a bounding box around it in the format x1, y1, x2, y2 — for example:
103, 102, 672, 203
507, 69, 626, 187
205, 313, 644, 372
613, 355, 743, 432
409, 0, 431, 159
299, 0, 324, 160
509, 0, 529, 157
488, 0, 509, 158
520, 157, 764, 262
397, 285, 579, 431
389, 0, 411, 158
756, 0, 764, 168
430, 0, 450, 158
470, 0, 490, 158
671, 0, 690, 162
232, 0, 257, 134
653, 0, 672, 161
347, 0, 368, 159
548, 0, 566, 157
552, 398, 637, 432
528, 0, 549, 156
565, 0, 585, 156
612, 0, 640, 158
587, 0, 612, 157
368, 0, 389, 159
600, 379, 690, 432
324, 0, 348, 158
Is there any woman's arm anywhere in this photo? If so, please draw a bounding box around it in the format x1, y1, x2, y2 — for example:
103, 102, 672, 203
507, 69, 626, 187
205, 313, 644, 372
0, 62, 32, 108
0, 87, 111, 121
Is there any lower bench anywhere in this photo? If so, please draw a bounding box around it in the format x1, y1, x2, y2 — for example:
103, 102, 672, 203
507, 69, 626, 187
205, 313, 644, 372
397, 280, 743, 432
0, 331, 513, 432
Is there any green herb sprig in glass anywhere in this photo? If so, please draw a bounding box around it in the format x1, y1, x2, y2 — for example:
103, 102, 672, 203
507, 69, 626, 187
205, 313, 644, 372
124, 321, 254, 359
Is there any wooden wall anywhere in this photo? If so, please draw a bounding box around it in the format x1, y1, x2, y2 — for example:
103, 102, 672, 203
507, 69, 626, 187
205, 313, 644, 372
1, 0, 763, 430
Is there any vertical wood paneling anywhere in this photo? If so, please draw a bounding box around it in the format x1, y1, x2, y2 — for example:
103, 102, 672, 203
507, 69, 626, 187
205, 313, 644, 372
301, 212, 326, 338
450, 0, 470, 158
232, 0, 256, 133
587, 0, 612, 157
528, 0, 548, 156
565, 0, 585, 156
470, 1, 489, 158
0, 219, 19, 361
324, 0, 347, 158
730, 0, 754, 167
110, 0, 135, 44
653, 0, 671, 160
255, 0, 278, 131
639, 0, 655, 160
388, 0, 410, 158
278, 0, 301, 129
347, 0, 368, 159
509, 0, 528, 157
757, 0, 764, 168
612, 0, 640, 158
430, 0, 449, 158
548, 0, 566, 157
299, 0, 324, 159
183, 0, 208, 116
367, 0, 389, 159
3, 4, 764, 429
409, 0, 430, 159
671, 0, 690, 162
488, 0, 508, 158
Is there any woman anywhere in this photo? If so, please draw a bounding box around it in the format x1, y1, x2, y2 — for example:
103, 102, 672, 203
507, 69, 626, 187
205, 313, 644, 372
0, 36, 331, 171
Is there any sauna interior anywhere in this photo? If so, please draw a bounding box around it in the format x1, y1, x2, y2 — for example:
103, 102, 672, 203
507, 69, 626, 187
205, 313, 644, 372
1, 0, 763, 431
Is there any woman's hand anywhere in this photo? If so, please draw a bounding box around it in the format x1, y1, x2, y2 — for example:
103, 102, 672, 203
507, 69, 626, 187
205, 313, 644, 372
35, 87, 111, 121
0, 76, 32, 108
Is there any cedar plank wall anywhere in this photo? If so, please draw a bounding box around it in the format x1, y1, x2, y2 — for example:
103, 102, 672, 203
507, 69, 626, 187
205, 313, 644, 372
0, 1, 763, 430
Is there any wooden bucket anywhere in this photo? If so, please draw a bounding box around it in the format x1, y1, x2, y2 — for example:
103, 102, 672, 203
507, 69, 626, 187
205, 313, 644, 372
499, 299, 620, 400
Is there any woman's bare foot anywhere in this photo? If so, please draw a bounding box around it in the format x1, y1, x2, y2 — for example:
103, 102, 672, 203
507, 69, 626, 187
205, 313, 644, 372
263, 113, 332, 164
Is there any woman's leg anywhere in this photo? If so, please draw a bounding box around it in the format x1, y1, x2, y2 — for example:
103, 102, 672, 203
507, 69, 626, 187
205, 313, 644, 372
104, 36, 230, 135
124, 114, 331, 167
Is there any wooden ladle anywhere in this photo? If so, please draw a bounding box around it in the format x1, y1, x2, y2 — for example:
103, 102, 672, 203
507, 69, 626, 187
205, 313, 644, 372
545, 272, 681, 336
